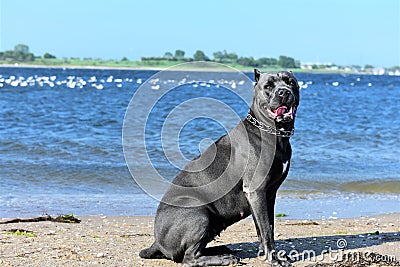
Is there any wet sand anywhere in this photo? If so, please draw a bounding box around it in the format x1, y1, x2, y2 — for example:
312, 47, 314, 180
0, 213, 399, 266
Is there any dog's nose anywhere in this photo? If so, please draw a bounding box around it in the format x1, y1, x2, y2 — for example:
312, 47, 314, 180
277, 88, 291, 97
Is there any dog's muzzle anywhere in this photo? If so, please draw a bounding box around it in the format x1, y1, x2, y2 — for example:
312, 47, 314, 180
268, 88, 297, 122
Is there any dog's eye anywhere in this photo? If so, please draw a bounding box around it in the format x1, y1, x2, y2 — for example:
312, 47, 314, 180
289, 79, 297, 87
264, 82, 273, 90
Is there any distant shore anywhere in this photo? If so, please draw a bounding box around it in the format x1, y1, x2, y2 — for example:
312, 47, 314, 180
1, 213, 398, 266
0, 63, 362, 74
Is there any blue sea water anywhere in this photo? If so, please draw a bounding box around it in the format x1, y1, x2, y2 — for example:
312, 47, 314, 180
0, 67, 399, 219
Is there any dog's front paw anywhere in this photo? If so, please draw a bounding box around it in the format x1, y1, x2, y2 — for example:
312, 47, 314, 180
270, 251, 292, 267
271, 259, 292, 267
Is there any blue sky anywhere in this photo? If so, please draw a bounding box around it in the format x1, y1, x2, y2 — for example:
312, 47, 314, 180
1, 0, 399, 67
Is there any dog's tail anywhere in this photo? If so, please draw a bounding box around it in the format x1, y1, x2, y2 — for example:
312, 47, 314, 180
139, 243, 163, 259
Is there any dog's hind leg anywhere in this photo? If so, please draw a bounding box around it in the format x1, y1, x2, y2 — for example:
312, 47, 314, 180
182, 238, 239, 266
139, 242, 163, 259
202, 245, 233, 256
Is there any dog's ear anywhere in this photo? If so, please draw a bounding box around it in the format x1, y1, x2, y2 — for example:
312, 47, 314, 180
254, 69, 261, 83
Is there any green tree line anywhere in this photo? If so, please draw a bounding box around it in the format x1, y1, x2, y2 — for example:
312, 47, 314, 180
142, 49, 300, 68
0, 44, 56, 62
0, 44, 35, 61
1, 44, 300, 69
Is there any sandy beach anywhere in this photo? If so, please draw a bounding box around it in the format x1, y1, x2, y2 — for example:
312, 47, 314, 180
0, 213, 398, 266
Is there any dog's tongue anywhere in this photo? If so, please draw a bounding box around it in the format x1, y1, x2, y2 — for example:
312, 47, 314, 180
274, 106, 287, 117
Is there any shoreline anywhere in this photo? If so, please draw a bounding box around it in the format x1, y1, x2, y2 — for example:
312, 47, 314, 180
1, 191, 398, 220
0, 63, 366, 75
1, 211, 398, 223
1, 213, 398, 266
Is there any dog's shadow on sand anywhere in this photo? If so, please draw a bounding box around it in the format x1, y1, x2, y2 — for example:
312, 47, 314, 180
223, 231, 399, 263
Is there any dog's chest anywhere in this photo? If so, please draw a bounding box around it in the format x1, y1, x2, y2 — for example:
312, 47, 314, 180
282, 161, 289, 175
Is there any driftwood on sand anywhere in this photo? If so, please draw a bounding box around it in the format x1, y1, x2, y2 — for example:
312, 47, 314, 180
0, 214, 81, 224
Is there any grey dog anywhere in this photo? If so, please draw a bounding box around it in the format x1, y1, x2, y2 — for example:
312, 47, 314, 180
140, 69, 300, 266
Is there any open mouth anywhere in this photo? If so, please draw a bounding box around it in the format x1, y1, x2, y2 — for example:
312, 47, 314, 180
268, 106, 296, 122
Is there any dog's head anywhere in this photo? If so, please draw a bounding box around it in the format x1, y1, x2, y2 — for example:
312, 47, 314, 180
253, 69, 300, 124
